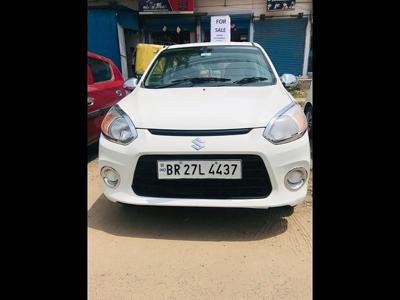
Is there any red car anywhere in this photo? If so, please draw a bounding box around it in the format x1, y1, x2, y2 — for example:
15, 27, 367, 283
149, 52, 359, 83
87, 52, 126, 145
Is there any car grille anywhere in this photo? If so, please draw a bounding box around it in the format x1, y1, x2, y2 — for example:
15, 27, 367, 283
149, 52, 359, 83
132, 155, 272, 199
148, 128, 252, 136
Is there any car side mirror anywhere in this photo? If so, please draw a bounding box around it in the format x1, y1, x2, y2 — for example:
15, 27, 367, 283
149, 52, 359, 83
280, 74, 298, 89
123, 78, 138, 94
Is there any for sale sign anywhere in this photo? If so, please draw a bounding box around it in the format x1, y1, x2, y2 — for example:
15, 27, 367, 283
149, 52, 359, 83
210, 16, 231, 42
267, 0, 295, 11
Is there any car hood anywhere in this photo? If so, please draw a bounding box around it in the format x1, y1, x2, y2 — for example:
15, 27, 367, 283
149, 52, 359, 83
118, 85, 293, 130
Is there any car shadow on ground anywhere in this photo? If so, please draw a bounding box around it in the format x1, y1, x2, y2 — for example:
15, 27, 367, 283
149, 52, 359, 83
88, 194, 294, 242
88, 141, 99, 163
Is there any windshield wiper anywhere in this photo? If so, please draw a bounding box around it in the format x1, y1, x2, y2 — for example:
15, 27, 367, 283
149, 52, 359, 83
151, 77, 232, 89
233, 77, 269, 85
184, 77, 231, 83
151, 79, 194, 89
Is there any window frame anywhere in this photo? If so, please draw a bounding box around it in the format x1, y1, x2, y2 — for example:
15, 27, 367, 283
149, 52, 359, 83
142, 45, 277, 89
88, 57, 115, 85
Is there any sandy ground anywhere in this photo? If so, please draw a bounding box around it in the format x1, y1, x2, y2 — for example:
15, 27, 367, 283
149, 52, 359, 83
88, 153, 312, 300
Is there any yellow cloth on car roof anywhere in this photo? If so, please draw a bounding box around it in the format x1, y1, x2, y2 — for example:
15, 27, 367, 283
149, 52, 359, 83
135, 43, 164, 75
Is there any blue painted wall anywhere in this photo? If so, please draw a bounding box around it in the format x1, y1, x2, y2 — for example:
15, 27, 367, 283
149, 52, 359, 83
117, 9, 139, 31
88, 8, 121, 70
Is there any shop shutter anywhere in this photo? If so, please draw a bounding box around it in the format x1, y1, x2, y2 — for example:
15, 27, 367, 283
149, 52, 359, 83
254, 18, 307, 76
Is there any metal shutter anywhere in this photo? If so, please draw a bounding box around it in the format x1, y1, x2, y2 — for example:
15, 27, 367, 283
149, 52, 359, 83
254, 18, 307, 76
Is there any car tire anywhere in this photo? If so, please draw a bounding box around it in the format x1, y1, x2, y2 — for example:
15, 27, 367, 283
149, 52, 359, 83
273, 205, 295, 217
117, 202, 134, 209
305, 105, 312, 139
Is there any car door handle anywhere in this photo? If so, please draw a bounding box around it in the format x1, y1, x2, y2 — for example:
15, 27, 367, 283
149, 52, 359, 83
88, 97, 94, 106
116, 89, 123, 97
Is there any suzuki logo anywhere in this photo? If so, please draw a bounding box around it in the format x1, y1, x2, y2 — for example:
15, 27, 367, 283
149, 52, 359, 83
192, 138, 205, 151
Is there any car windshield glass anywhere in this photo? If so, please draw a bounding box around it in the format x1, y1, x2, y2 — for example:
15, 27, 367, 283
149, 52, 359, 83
143, 46, 277, 89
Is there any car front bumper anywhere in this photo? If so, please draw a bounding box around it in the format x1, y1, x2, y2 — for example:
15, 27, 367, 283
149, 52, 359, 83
98, 128, 311, 209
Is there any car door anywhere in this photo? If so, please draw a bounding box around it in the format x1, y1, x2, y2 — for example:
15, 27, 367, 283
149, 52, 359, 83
87, 55, 125, 145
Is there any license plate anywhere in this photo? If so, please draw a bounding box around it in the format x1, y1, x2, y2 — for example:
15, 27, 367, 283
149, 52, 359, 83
157, 160, 242, 179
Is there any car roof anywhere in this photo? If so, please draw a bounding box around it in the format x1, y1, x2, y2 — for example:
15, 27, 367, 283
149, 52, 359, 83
165, 42, 254, 49
87, 51, 112, 63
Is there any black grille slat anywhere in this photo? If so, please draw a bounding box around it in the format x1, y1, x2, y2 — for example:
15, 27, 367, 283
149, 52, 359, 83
132, 155, 272, 199
148, 128, 252, 136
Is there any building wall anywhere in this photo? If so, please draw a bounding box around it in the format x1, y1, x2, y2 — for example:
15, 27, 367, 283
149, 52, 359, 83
87, 0, 313, 76
195, 0, 312, 17
88, 8, 121, 70
88, 0, 138, 11
88, 0, 312, 17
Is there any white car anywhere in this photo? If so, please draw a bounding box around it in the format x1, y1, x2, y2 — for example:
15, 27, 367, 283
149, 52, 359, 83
99, 42, 310, 209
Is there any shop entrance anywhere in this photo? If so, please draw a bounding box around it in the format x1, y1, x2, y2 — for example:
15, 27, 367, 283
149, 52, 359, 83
124, 30, 141, 78
117, 24, 141, 79
142, 15, 196, 45
201, 14, 250, 43
151, 31, 191, 45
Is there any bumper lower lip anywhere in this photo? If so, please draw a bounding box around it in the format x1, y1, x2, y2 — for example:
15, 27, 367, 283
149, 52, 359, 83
110, 194, 307, 209
98, 128, 311, 209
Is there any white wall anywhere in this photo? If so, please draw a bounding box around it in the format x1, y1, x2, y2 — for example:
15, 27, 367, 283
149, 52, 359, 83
195, 0, 312, 17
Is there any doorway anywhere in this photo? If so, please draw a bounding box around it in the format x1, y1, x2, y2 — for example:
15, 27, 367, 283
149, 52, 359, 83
202, 28, 249, 42
124, 30, 141, 78
151, 31, 191, 45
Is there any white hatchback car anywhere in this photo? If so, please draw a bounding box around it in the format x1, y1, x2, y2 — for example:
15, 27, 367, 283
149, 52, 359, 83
99, 42, 310, 209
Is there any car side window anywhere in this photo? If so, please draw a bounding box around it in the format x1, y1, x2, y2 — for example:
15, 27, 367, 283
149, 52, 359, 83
88, 57, 112, 83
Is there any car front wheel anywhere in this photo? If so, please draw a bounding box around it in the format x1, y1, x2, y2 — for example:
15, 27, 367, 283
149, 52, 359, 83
305, 106, 312, 139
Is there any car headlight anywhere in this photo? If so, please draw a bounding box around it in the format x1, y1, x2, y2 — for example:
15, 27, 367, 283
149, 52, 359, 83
101, 105, 138, 145
263, 102, 307, 144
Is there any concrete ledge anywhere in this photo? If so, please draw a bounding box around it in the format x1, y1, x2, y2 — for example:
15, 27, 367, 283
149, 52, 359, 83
298, 78, 312, 90
294, 97, 307, 107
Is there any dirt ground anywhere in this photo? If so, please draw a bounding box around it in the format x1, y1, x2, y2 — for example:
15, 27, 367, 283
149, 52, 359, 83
88, 153, 312, 300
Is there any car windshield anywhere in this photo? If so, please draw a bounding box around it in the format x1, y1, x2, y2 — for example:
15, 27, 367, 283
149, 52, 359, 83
143, 46, 277, 89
